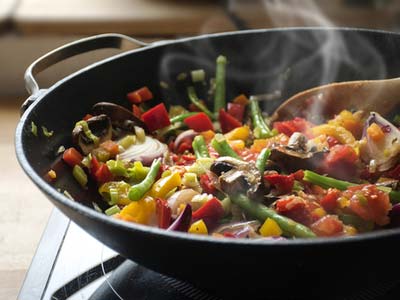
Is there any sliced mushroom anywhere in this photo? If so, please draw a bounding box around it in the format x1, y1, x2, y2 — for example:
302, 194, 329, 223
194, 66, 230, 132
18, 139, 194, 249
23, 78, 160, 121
210, 157, 249, 176
72, 114, 112, 155
269, 144, 326, 173
212, 158, 264, 199
92, 102, 146, 136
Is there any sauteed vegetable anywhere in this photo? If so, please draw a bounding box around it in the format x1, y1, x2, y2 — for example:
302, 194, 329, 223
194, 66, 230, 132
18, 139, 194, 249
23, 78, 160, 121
57, 55, 400, 239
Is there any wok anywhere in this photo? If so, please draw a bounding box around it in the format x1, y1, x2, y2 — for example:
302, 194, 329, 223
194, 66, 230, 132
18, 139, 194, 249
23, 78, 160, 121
15, 28, 400, 298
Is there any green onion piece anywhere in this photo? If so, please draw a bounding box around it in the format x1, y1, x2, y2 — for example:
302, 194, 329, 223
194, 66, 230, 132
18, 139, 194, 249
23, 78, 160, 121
214, 55, 227, 114
191, 69, 206, 83
187, 86, 214, 120
160, 81, 169, 89
31, 121, 38, 136
211, 134, 241, 159
81, 154, 92, 168
109, 188, 119, 205
57, 145, 66, 154
41, 126, 54, 137
75, 120, 99, 144
72, 165, 88, 187
177, 72, 187, 81
106, 160, 128, 177
170, 112, 198, 123
128, 158, 161, 201
105, 205, 121, 216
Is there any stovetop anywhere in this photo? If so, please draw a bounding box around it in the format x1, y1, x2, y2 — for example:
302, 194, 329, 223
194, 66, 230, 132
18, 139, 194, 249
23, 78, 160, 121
18, 209, 400, 300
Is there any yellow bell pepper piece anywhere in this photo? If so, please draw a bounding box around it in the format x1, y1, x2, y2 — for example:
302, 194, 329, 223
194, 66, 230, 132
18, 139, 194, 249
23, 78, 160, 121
259, 218, 282, 237
312, 124, 356, 145
224, 126, 250, 141
200, 130, 215, 143
312, 207, 326, 218
150, 172, 181, 199
250, 134, 289, 153
228, 140, 245, 151
328, 110, 362, 137
188, 219, 208, 235
119, 196, 156, 225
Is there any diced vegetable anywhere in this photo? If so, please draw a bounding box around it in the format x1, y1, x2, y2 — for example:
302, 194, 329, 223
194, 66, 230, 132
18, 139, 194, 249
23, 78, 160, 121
63, 147, 83, 167
150, 171, 181, 199
31, 121, 38, 136
187, 86, 214, 119
191, 69, 206, 82
119, 196, 156, 225
156, 198, 172, 229
73, 165, 88, 187
227, 103, 245, 122
183, 112, 214, 132
105, 205, 121, 216
259, 218, 283, 237
127, 86, 153, 104
211, 134, 241, 159
128, 158, 161, 201
141, 103, 171, 132
249, 97, 275, 138
192, 135, 210, 158
219, 109, 241, 134
188, 219, 208, 234
192, 197, 224, 229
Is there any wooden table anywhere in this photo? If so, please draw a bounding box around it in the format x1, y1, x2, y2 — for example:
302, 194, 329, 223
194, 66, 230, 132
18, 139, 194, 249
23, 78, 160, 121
0, 100, 52, 300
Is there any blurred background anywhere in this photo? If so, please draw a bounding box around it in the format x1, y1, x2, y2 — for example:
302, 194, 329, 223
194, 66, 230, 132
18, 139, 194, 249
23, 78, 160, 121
1, 0, 400, 298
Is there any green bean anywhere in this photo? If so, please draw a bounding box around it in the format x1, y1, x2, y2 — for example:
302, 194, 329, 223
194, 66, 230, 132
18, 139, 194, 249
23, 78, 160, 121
214, 55, 227, 114
211, 134, 241, 160
249, 98, 275, 139
192, 135, 210, 158
187, 86, 214, 119
170, 112, 198, 123
303, 170, 400, 204
128, 158, 161, 201
231, 194, 316, 238
255, 148, 271, 174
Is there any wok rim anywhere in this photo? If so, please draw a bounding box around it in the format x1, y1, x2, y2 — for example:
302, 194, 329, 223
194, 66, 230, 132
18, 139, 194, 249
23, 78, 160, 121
15, 26, 400, 248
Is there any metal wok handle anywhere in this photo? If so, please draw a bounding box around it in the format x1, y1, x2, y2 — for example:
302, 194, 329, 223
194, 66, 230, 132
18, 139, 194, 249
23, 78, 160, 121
22, 33, 150, 114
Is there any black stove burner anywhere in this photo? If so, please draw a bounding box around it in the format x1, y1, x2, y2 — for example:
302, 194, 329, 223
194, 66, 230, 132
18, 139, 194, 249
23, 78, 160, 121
18, 209, 400, 300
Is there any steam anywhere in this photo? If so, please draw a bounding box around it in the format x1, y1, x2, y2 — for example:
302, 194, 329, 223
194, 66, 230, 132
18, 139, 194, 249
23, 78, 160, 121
158, 0, 388, 118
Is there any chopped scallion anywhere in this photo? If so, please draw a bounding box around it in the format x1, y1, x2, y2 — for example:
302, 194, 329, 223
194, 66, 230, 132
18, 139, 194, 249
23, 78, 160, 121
31, 121, 38, 136
72, 165, 88, 187
105, 205, 121, 216
41, 126, 54, 137
191, 69, 205, 83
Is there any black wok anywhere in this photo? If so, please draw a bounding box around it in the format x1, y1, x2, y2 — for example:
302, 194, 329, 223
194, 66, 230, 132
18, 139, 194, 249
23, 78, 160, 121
15, 28, 400, 299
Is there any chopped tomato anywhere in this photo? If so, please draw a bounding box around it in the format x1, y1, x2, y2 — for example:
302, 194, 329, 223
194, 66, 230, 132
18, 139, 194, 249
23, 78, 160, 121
156, 198, 172, 229
273, 117, 312, 137
100, 140, 119, 157
227, 103, 245, 122
345, 184, 391, 226
192, 197, 224, 229
275, 196, 314, 225
310, 215, 344, 237
219, 109, 242, 133
320, 188, 340, 212
264, 173, 295, 194
62, 147, 83, 167
127, 86, 153, 104
200, 173, 217, 195
324, 144, 358, 180
183, 112, 214, 132
141, 103, 171, 132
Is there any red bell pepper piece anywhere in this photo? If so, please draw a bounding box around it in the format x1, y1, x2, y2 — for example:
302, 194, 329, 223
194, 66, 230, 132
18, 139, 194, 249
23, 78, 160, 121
132, 104, 142, 118
94, 164, 113, 184
192, 197, 224, 229
156, 198, 172, 229
273, 117, 311, 137
219, 109, 241, 133
264, 173, 295, 194
127, 86, 153, 104
227, 103, 245, 122
62, 147, 83, 167
141, 103, 171, 132
183, 112, 213, 132
90, 156, 101, 175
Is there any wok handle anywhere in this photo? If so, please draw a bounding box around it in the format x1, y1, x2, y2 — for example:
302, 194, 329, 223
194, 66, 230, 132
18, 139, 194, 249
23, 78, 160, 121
22, 33, 149, 114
